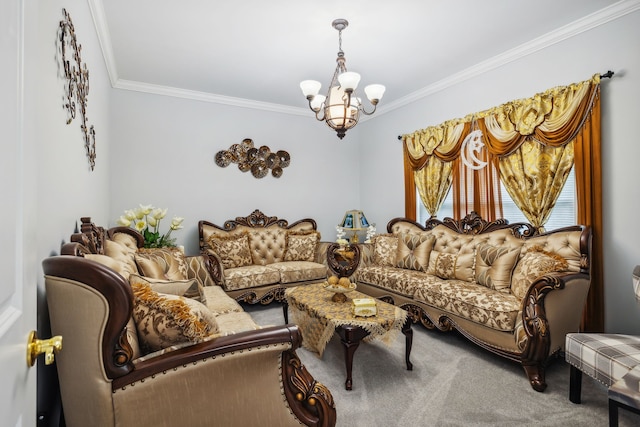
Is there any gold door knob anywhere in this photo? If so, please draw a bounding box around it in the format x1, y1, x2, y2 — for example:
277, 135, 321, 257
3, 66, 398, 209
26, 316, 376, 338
26, 330, 63, 367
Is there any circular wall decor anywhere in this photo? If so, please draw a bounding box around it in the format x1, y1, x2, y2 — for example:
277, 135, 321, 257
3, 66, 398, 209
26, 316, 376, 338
215, 138, 290, 179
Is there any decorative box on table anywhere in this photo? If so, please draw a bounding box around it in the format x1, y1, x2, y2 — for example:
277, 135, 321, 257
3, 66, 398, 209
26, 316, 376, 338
351, 297, 377, 317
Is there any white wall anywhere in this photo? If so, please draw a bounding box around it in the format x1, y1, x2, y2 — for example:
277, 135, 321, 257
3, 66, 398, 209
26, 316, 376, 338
31, 0, 112, 423
359, 10, 640, 333
109, 89, 362, 253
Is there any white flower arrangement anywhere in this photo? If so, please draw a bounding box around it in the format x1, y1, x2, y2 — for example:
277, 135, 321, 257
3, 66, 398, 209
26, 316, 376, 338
117, 204, 184, 248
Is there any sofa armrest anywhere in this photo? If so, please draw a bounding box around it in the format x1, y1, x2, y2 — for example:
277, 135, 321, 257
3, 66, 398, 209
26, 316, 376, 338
199, 250, 225, 286
520, 271, 591, 390
112, 325, 336, 427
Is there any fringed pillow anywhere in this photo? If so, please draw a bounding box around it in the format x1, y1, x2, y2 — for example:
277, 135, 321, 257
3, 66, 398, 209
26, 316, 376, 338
511, 246, 569, 299
284, 230, 320, 262
207, 232, 253, 269
475, 244, 522, 293
131, 281, 218, 354
129, 273, 202, 301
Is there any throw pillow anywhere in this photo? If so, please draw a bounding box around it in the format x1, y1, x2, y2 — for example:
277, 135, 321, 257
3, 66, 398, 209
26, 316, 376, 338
475, 244, 522, 293
135, 247, 188, 281
131, 281, 218, 354
284, 230, 320, 262
129, 273, 201, 300
427, 249, 476, 282
511, 246, 569, 299
208, 232, 253, 269
372, 234, 398, 267
395, 233, 435, 272
84, 253, 137, 279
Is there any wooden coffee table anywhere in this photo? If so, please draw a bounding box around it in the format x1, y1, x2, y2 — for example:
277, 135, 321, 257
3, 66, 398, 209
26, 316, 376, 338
284, 282, 413, 390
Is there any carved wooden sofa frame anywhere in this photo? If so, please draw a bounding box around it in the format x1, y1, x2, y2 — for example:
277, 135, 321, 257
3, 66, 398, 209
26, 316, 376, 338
198, 209, 330, 306
44, 218, 336, 426
355, 212, 592, 392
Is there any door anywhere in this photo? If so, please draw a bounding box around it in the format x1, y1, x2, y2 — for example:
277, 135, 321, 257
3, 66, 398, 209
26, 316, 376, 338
1, 0, 38, 425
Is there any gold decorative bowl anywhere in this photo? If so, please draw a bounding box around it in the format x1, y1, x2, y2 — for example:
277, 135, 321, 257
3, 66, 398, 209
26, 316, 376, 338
324, 282, 357, 303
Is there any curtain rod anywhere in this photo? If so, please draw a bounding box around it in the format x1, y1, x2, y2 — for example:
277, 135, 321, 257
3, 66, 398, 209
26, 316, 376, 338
396, 70, 615, 140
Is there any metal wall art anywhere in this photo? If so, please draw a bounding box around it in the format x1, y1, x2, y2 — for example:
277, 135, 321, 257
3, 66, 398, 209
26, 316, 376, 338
59, 8, 96, 171
215, 139, 290, 179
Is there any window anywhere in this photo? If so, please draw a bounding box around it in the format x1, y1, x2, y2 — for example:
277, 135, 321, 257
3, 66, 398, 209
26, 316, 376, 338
417, 168, 576, 231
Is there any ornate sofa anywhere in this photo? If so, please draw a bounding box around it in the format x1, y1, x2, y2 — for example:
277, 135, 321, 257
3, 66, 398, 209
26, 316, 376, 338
354, 212, 592, 392
43, 218, 336, 427
199, 209, 329, 304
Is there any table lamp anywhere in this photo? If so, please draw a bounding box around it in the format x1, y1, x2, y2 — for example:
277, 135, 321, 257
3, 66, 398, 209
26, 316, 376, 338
339, 210, 370, 243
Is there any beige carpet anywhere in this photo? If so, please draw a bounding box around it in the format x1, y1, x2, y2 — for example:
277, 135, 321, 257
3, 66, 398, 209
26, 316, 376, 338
245, 303, 638, 427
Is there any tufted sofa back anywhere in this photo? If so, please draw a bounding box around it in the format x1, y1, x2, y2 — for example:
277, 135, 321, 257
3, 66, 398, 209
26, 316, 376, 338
386, 214, 589, 275
199, 210, 317, 266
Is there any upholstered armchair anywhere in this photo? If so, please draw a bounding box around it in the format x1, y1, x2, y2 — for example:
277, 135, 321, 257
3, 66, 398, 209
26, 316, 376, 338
43, 255, 336, 427
565, 266, 640, 426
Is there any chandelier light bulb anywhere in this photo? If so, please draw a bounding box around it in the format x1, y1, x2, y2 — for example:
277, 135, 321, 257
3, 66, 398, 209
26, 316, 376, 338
364, 84, 386, 103
338, 71, 361, 92
300, 80, 322, 99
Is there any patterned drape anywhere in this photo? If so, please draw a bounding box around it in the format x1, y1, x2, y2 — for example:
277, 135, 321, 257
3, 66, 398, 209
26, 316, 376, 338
401, 74, 603, 331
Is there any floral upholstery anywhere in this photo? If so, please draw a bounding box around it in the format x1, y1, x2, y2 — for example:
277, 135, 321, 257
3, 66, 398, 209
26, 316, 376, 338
371, 234, 398, 267
284, 230, 320, 262
222, 265, 281, 291
131, 281, 218, 354
199, 213, 327, 297
427, 247, 476, 282
207, 233, 253, 269
511, 248, 568, 299
357, 265, 432, 297
270, 261, 327, 284
413, 279, 520, 332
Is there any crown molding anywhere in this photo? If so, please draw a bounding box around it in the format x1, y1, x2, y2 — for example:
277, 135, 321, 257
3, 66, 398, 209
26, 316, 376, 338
378, 0, 640, 116
113, 79, 312, 116
89, 0, 640, 116
88, 0, 118, 86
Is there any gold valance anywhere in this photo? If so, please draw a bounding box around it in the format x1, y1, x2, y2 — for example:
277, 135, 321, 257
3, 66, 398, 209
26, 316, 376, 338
402, 74, 601, 167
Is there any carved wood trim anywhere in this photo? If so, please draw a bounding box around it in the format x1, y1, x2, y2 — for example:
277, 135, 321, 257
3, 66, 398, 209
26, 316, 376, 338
326, 243, 360, 278
43, 256, 135, 379
282, 349, 337, 427
198, 209, 318, 252
423, 211, 538, 237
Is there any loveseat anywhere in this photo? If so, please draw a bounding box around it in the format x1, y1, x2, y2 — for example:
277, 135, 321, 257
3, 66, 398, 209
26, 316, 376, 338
199, 209, 329, 304
353, 212, 592, 392
44, 217, 336, 426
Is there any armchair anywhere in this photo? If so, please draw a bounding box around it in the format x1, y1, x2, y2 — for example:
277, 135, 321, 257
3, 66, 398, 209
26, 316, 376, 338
43, 254, 336, 427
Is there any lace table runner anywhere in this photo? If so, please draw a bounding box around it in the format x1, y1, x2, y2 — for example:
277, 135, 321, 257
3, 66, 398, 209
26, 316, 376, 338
285, 283, 408, 357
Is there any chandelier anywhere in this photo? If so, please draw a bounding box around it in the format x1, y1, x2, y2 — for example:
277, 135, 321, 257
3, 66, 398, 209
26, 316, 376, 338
300, 19, 385, 139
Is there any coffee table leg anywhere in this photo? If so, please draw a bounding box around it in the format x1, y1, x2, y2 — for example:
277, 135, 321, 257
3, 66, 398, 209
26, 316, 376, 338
402, 319, 413, 371
336, 326, 368, 391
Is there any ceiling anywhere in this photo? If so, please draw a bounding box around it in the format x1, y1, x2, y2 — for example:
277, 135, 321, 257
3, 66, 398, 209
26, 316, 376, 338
96, 0, 624, 114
